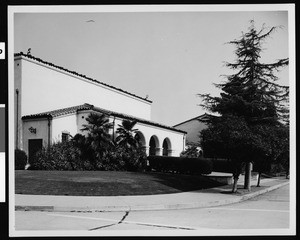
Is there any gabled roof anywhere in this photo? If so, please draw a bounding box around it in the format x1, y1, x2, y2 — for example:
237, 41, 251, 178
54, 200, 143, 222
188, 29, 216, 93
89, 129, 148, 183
21, 104, 90, 120
173, 113, 212, 127
22, 103, 186, 134
14, 52, 152, 103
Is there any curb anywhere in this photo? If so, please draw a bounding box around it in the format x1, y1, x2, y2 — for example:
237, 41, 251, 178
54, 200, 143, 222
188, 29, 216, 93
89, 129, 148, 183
15, 181, 289, 212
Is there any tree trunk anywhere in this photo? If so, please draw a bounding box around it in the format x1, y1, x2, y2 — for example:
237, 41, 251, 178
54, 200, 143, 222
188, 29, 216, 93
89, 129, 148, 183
256, 172, 261, 187
244, 162, 252, 191
232, 174, 239, 193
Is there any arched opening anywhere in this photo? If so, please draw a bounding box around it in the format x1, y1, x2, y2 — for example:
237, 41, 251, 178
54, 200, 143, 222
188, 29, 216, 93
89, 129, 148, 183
134, 131, 146, 147
149, 135, 159, 156
162, 138, 172, 156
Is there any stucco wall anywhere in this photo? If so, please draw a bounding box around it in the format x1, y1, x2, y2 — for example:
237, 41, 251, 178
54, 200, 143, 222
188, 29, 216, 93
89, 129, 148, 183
175, 119, 207, 144
77, 111, 185, 156
113, 118, 185, 156
21, 108, 185, 157
16, 56, 151, 120
76, 110, 93, 136
52, 114, 78, 143
22, 119, 50, 154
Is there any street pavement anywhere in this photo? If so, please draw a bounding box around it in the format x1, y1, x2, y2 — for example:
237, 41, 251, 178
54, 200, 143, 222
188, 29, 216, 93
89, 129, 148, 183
13, 184, 292, 236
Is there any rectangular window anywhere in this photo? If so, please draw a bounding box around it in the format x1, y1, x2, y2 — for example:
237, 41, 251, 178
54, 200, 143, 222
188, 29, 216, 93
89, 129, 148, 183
62, 132, 69, 142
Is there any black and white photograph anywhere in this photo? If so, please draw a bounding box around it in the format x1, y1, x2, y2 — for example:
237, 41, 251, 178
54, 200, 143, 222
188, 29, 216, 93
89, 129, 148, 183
5, 3, 296, 238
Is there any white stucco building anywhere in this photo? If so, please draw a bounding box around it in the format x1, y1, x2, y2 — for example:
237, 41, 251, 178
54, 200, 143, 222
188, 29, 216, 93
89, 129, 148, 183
14, 53, 186, 161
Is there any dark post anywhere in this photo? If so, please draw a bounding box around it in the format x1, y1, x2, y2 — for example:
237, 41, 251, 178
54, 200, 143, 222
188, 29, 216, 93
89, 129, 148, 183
244, 162, 252, 191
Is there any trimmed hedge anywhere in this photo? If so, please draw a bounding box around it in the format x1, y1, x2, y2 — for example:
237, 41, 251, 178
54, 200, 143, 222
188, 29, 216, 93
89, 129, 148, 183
15, 149, 28, 170
209, 158, 234, 173
147, 156, 213, 175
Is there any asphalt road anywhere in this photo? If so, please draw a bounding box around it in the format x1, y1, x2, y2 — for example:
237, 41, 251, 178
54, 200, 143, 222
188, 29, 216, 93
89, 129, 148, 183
14, 184, 291, 236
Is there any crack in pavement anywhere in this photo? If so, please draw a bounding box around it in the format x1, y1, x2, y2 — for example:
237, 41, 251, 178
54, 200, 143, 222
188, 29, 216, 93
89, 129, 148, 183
89, 223, 116, 230
131, 222, 195, 230
89, 210, 130, 231
48, 212, 196, 231
118, 210, 129, 224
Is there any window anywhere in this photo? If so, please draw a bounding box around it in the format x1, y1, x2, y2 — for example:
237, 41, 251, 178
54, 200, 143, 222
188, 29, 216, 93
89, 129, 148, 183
62, 132, 69, 142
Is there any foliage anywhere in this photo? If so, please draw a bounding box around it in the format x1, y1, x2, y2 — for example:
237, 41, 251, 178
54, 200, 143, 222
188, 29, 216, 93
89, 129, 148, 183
30, 141, 83, 170
201, 115, 260, 160
15, 149, 28, 170
199, 21, 289, 124
198, 21, 289, 190
201, 114, 268, 180
72, 133, 97, 170
210, 158, 234, 173
180, 144, 202, 158
106, 145, 148, 172
251, 123, 289, 174
148, 156, 212, 175
31, 124, 148, 172
115, 119, 139, 149
81, 112, 114, 160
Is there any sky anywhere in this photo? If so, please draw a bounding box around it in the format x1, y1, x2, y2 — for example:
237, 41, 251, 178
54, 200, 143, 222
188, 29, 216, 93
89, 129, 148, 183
14, 6, 290, 126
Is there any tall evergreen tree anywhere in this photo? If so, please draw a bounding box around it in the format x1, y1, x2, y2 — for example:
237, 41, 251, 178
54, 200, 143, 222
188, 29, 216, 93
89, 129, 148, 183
200, 20, 289, 124
199, 21, 289, 192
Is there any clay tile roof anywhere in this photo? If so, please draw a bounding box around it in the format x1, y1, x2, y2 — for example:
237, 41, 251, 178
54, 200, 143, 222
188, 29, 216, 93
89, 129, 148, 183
21, 104, 94, 120
14, 52, 152, 103
91, 106, 186, 134
22, 103, 186, 134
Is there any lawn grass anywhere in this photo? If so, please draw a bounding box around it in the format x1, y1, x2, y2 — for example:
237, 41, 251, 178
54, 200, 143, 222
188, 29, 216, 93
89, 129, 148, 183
15, 170, 225, 196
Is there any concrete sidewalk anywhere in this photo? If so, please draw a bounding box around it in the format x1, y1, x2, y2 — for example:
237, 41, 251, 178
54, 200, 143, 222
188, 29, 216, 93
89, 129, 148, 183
15, 177, 289, 212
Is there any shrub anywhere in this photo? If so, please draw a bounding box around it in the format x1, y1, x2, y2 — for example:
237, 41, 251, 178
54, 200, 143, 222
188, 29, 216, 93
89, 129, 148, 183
210, 158, 234, 173
15, 149, 28, 170
72, 134, 99, 170
30, 137, 148, 172
147, 156, 212, 175
269, 163, 286, 176
104, 145, 148, 172
180, 144, 202, 158
31, 141, 83, 170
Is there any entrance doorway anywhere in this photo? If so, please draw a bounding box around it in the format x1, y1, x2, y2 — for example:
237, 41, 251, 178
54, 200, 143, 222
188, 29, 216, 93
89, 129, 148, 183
28, 139, 43, 163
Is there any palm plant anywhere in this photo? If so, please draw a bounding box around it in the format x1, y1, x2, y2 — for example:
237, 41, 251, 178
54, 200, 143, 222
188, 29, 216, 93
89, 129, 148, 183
115, 119, 139, 150
81, 113, 114, 159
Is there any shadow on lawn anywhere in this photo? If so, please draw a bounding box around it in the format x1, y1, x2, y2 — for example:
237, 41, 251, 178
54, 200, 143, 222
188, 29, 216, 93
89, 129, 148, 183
149, 172, 226, 192
15, 170, 227, 196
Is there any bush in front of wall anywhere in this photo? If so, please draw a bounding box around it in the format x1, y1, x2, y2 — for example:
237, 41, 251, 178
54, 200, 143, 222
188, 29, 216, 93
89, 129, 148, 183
30, 138, 148, 172
103, 145, 148, 172
31, 141, 83, 170
180, 144, 202, 158
121, 146, 148, 172
15, 149, 28, 170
